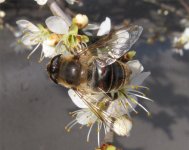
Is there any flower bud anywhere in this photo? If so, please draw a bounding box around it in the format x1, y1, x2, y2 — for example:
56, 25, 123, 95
0, 11, 5, 18
113, 115, 132, 136
73, 14, 88, 29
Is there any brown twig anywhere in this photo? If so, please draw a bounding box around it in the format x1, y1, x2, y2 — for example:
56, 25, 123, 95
143, 0, 175, 12
179, 0, 189, 14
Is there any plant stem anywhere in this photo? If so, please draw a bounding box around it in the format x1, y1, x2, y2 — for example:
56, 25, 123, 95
104, 131, 114, 143
179, 0, 189, 14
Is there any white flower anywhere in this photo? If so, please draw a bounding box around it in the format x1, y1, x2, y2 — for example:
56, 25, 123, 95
67, 90, 134, 146
173, 27, 189, 55
66, 60, 151, 146
34, 0, 48, 5
16, 20, 58, 61
0, 10, 5, 18
0, 0, 5, 4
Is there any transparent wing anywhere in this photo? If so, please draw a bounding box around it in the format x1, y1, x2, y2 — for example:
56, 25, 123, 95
72, 89, 133, 136
88, 25, 143, 67
75, 90, 111, 123
73, 89, 117, 132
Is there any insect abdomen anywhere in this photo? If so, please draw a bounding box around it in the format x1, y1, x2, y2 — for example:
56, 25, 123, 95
89, 61, 131, 92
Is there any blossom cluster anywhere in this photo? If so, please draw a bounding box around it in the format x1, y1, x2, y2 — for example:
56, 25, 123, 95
17, 11, 151, 147
173, 27, 189, 56
17, 14, 110, 61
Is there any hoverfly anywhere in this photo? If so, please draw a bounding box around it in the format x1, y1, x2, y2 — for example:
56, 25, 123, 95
47, 25, 148, 137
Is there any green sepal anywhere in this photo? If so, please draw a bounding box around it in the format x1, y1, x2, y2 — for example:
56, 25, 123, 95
81, 35, 89, 43
68, 34, 78, 46
127, 50, 136, 59
69, 24, 78, 35
106, 145, 116, 150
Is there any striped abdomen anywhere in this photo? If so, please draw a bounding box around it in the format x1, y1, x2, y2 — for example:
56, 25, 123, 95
89, 61, 131, 92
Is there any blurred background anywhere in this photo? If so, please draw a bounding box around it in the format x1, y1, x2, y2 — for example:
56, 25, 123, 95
0, 0, 189, 150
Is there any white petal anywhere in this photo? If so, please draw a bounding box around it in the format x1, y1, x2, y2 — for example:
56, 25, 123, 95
65, 0, 76, 5
42, 43, 56, 58
0, 0, 5, 4
130, 72, 151, 86
21, 34, 39, 46
184, 42, 189, 50
82, 24, 100, 36
107, 96, 138, 117
183, 28, 189, 37
97, 17, 111, 36
16, 20, 39, 32
68, 89, 88, 108
127, 60, 144, 79
107, 100, 128, 117
34, 0, 48, 5
0, 10, 6, 18
76, 109, 97, 125
172, 48, 184, 56
45, 16, 69, 34
84, 24, 99, 30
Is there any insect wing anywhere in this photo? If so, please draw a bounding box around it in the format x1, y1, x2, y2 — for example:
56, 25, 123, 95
89, 25, 143, 67
72, 90, 121, 133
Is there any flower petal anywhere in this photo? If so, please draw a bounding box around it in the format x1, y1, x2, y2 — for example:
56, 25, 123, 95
130, 72, 151, 86
76, 109, 97, 125
16, 20, 39, 32
184, 42, 189, 50
84, 24, 99, 30
97, 17, 111, 36
65, 0, 76, 5
45, 16, 69, 34
107, 95, 138, 117
21, 33, 39, 46
42, 42, 56, 58
183, 27, 189, 37
68, 89, 88, 108
82, 24, 100, 36
127, 60, 144, 79
34, 0, 48, 5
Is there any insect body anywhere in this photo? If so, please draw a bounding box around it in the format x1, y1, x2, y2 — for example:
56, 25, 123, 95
47, 54, 132, 93
47, 25, 142, 92
47, 25, 144, 137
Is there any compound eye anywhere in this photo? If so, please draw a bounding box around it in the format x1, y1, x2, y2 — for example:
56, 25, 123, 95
51, 55, 61, 72
47, 54, 61, 84
48, 54, 61, 73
